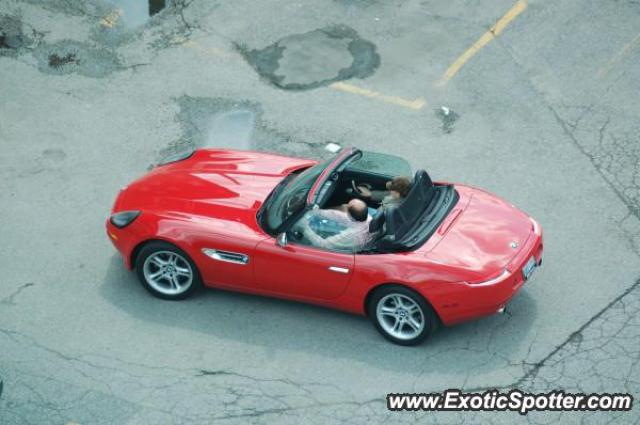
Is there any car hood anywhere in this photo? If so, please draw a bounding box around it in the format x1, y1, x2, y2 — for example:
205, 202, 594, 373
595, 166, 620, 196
417, 185, 534, 281
114, 149, 315, 223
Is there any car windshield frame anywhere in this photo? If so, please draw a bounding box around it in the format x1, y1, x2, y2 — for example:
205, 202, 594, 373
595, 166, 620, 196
258, 159, 331, 235
258, 148, 360, 235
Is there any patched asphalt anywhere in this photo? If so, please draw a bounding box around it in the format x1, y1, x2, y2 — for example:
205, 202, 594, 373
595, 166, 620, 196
237, 25, 380, 91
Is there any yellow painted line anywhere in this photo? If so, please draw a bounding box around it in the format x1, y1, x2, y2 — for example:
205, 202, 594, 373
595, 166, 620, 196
597, 32, 640, 77
180, 39, 425, 110
330, 82, 427, 110
437, 0, 528, 86
179, 38, 237, 60
100, 9, 122, 28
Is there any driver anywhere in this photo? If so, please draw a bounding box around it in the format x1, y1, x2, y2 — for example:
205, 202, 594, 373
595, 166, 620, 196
298, 199, 373, 252
358, 176, 412, 209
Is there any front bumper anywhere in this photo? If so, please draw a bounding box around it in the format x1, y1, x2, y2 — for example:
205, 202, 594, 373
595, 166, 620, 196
106, 218, 140, 270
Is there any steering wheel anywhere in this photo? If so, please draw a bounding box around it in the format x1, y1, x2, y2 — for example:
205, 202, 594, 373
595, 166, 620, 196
351, 180, 371, 196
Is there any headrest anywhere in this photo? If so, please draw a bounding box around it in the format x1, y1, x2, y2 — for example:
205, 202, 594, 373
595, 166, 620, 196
383, 170, 436, 242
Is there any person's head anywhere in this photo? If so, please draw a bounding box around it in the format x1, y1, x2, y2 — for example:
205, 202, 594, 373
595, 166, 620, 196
347, 199, 368, 222
386, 176, 412, 199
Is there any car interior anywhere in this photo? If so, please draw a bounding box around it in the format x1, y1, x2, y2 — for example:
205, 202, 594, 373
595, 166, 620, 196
307, 164, 459, 253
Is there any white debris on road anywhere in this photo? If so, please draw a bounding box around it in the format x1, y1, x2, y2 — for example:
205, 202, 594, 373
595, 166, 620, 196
325, 142, 341, 153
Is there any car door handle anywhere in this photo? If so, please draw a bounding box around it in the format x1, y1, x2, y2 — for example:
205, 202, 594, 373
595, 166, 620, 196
328, 266, 350, 274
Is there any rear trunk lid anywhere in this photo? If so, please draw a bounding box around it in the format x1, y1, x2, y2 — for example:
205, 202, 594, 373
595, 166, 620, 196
417, 185, 533, 280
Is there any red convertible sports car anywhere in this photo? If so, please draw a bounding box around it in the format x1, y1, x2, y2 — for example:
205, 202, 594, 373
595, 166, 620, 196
106, 147, 543, 345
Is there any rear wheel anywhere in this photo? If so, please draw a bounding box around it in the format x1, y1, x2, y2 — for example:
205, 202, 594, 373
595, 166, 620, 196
135, 241, 201, 300
368, 285, 437, 346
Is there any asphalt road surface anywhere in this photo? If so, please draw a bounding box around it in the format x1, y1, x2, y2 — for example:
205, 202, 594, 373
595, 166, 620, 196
1, 0, 639, 423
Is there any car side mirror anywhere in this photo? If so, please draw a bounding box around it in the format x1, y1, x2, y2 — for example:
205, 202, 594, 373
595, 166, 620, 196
276, 232, 288, 247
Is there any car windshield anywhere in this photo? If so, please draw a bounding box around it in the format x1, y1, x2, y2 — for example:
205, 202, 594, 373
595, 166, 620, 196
346, 151, 412, 177
263, 159, 332, 232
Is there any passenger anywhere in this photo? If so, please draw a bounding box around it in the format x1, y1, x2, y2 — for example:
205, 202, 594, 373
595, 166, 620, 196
299, 199, 373, 252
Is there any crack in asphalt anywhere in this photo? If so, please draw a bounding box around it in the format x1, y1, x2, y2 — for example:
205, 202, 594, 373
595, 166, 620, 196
0, 327, 373, 422
550, 107, 640, 223
464, 277, 640, 393
448, 36, 640, 399
0, 283, 35, 306
491, 34, 640, 224
173, 0, 196, 34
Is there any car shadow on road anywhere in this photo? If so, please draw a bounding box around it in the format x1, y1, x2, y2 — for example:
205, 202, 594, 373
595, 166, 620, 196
100, 254, 537, 382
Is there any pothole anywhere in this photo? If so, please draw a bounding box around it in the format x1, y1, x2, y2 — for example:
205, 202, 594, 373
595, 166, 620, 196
0, 34, 10, 49
33, 40, 122, 77
48, 52, 79, 68
236, 25, 380, 91
0, 15, 30, 56
205, 110, 256, 150
568, 331, 583, 345
157, 96, 328, 166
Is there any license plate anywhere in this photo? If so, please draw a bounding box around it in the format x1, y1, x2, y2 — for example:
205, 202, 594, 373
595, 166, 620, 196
522, 256, 537, 280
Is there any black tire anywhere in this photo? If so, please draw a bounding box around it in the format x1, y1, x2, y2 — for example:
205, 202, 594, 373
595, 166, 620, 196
135, 241, 202, 300
367, 285, 437, 346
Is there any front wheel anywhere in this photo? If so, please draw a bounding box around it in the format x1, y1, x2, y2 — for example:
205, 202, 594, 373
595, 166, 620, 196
368, 285, 437, 346
135, 241, 201, 300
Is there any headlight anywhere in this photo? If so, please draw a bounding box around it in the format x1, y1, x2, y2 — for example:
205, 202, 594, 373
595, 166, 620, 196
110, 210, 141, 228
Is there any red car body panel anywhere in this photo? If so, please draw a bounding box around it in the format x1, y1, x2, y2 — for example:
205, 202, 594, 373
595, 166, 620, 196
106, 149, 543, 326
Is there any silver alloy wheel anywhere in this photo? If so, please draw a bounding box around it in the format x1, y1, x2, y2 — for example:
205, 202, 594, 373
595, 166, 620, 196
142, 250, 193, 296
376, 293, 425, 340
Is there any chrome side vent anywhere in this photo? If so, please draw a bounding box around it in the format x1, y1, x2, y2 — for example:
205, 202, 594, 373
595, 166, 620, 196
202, 248, 249, 265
